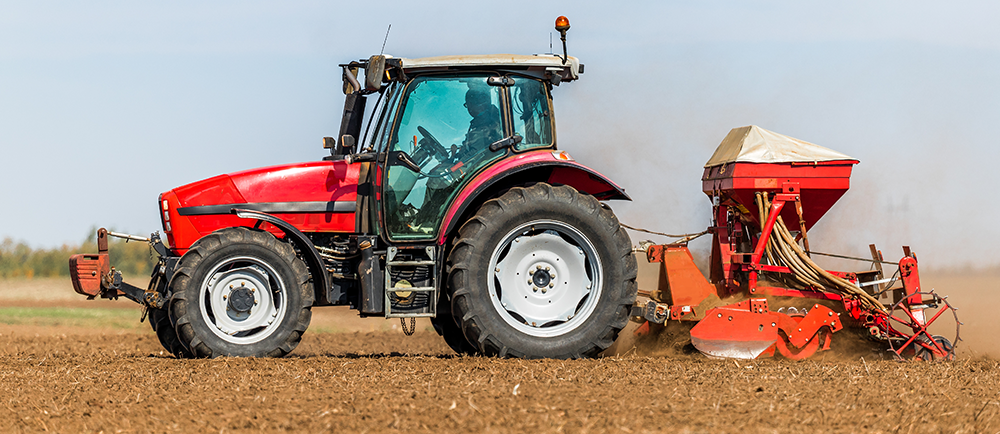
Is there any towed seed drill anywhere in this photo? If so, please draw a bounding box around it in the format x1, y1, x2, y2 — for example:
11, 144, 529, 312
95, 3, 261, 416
630, 125, 959, 360
67, 17, 957, 361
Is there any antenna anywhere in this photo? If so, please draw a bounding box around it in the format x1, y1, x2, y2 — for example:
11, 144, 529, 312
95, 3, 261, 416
549, 32, 553, 54
380, 24, 391, 55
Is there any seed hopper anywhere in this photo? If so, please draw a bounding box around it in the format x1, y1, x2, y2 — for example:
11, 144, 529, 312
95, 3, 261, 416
632, 125, 959, 360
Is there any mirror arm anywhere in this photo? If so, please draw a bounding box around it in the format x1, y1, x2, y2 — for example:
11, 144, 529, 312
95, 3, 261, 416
343, 66, 361, 95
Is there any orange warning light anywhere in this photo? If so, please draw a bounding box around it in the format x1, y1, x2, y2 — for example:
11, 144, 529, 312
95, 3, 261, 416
555, 16, 570, 32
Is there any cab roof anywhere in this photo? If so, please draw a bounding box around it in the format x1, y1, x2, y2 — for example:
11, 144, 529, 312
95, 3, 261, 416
394, 54, 582, 82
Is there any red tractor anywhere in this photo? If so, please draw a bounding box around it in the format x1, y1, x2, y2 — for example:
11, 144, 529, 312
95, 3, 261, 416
70, 18, 638, 359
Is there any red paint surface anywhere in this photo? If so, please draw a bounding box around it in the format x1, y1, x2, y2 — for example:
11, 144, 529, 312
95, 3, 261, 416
702, 160, 857, 231
437, 150, 627, 244
163, 160, 360, 251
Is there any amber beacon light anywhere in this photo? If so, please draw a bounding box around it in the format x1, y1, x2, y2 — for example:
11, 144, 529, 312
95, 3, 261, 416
555, 15, 570, 32
555, 16, 571, 64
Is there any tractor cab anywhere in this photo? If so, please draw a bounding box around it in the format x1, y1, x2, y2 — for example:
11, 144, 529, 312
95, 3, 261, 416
329, 54, 583, 241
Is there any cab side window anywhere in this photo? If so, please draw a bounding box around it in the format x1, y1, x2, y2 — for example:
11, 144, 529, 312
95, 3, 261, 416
510, 78, 553, 149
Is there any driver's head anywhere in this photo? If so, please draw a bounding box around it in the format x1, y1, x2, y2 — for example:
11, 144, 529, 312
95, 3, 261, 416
465, 88, 490, 116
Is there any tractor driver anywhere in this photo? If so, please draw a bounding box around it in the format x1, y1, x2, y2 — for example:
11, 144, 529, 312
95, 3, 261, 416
404, 85, 502, 233
461, 86, 502, 154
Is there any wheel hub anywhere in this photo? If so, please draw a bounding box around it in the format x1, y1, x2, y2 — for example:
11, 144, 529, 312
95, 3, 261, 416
530, 266, 553, 289
228, 285, 255, 313
489, 221, 602, 337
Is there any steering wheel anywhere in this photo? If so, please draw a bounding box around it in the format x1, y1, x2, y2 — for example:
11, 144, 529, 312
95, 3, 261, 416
417, 126, 450, 160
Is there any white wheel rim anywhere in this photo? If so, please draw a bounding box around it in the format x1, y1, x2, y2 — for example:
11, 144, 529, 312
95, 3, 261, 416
198, 256, 288, 344
487, 219, 603, 337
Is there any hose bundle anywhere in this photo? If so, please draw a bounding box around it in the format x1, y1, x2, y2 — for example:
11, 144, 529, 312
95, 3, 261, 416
755, 192, 885, 313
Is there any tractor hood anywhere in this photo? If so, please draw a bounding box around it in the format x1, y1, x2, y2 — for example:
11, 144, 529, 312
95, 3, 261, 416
159, 160, 362, 251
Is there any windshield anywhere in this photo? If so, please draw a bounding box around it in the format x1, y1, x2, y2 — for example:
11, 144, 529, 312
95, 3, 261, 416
360, 82, 401, 152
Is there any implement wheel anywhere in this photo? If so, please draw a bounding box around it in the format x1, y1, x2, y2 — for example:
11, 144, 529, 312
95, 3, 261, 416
887, 290, 959, 361
169, 227, 313, 358
448, 183, 637, 359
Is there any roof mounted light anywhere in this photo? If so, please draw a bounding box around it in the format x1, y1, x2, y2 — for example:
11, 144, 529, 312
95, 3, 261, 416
554, 16, 571, 65
555, 16, 570, 33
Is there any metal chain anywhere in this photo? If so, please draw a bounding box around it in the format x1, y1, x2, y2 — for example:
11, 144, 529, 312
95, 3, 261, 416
400, 317, 416, 336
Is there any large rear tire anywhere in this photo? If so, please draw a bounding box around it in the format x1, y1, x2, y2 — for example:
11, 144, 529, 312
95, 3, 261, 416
431, 294, 479, 355
169, 227, 313, 358
448, 183, 637, 359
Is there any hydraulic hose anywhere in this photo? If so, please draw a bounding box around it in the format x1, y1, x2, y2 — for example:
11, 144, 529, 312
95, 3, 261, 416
756, 193, 886, 313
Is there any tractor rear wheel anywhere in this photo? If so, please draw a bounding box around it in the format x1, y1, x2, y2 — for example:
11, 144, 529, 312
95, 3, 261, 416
168, 227, 313, 358
447, 183, 637, 358
431, 294, 479, 355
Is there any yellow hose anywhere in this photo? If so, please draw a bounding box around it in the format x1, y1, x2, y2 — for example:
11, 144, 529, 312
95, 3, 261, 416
755, 192, 886, 313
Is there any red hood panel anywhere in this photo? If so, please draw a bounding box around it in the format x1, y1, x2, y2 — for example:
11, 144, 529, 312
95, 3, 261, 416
164, 160, 362, 251
229, 161, 360, 203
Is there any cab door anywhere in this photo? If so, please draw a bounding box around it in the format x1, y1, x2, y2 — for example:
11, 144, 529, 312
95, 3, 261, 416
379, 73, 509, 242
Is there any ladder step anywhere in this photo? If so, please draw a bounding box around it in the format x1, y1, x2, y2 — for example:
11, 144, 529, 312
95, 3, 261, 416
386, 313, 436, 318
388, 286, 436, 292
386, 260, 436, 266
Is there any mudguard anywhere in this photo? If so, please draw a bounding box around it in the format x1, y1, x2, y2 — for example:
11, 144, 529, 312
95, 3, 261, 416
437, 150, 629, 244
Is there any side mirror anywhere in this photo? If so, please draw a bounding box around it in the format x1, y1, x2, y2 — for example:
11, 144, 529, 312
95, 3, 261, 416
323, 137, 336, 149
365, 55, 386, 91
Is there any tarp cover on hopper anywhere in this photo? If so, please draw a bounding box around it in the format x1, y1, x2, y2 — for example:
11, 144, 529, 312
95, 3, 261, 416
704, 125, 856, 167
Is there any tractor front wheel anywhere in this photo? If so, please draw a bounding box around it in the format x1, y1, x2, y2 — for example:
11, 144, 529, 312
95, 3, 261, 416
149, 307, 191, 358
168, 227, 313, 358
448, 183, 637, 358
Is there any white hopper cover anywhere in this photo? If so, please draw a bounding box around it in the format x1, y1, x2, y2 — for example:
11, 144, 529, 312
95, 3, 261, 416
704, 125, 855, 167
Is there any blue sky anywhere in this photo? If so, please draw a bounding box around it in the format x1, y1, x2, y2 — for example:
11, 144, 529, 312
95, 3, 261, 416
2, 1, 999, 268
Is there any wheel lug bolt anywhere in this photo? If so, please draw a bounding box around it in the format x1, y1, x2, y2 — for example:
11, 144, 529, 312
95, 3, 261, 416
529, 270, 534, 275
229, 285, 233, 289
545, 266, 550, 271
549, 283, 554, 288
527, 280, 533, 285
254, 300, 258, 305
536, 265, 542, 270
223, 295, 227, 300
541, 288, 547, 293
241, 282, 245, 287
533, 287, 538, 292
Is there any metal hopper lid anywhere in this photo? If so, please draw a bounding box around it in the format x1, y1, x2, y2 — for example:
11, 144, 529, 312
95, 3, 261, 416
704, 125, 856, 167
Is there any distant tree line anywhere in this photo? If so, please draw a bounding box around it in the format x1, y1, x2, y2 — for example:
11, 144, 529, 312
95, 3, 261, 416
0, 231, 157, 279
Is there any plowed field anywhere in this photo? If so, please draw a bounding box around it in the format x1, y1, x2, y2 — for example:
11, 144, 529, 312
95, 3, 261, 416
1, 276, 999, 433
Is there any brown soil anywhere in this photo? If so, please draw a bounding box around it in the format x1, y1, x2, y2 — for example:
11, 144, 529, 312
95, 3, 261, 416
1, 277, 999, 433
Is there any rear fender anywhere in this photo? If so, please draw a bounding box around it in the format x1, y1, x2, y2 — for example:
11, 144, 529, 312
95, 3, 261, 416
437, 150, 630, 245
